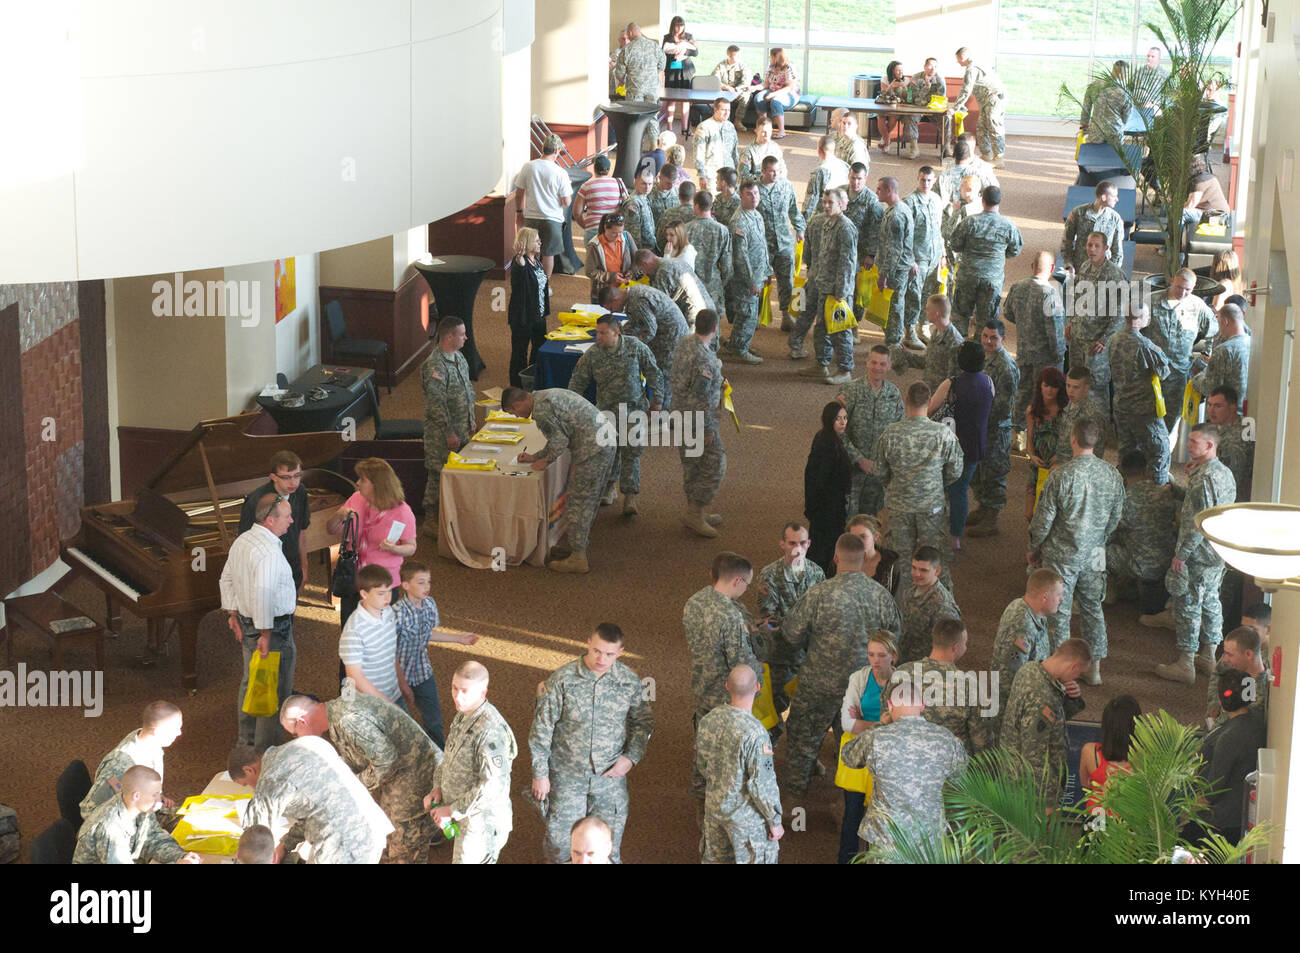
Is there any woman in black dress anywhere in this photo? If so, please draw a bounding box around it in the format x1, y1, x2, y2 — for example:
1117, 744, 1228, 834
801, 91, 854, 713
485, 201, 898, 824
507, 227, 551, 388
661, 16, 697, 135
805, 401, 855, 574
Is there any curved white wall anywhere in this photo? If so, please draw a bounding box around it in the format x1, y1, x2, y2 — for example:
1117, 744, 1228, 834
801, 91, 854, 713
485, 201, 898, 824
0, 0, 504, 282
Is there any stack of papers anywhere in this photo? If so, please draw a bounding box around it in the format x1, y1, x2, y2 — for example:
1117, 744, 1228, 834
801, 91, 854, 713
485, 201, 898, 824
571, 303, 609, 314
488, 409, 531, 424
470, 431, 525, 445
565, 341, 596, 354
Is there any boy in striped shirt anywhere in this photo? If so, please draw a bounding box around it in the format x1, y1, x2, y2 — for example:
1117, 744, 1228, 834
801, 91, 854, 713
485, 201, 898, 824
338, 564, 406, 706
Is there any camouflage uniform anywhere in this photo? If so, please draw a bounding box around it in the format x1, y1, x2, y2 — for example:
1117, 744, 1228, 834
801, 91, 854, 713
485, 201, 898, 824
892, 321, 964, 392
725, 206, 771, 355
755, 556, 826, 694
621, 191, 656, 253
656, 202, 697, 253
1054, 395, 1111, 464
841, 714, 967, 853
875, 416, 965, 590
1216, 417, 1255, 492
739, 141, 787, 182
834, 131, 871, 170
622, 284, 688, 410
757, 177, 806, 312
1081, 81, 1132, 149
780, 571, 902, 795
903, 188, 946, 330
1068, 257, 1127, 402
937, 162, 997, 208
531, 388, 617, 554
683, 585, 761, 725
73, 796, 186, 864
422, 347, 475, 511
695, 704, 783, 863
1001, 662, 1086, 806
530, 656, 654, 864
324, 692, 443, 865
1190, 333, 1250, 403
670, 334, 726, 509
1027, 454, 1125, 656
874, 201, 915, 346
647, 187, 680, 238
1169, 456, 1236, 653
433, 699, 517, 864
245, 735, 394, 864
841, 376, 905, 515
694, 118, 739, 186
972, 344, 1020, 511
989, 598, 1051, 742
614, 36, 667, 147
895, 580, 962, 663
687, 216, 734, 322
803, 157, 851, 221
1133, 65, 1170, 105
1107, 480, 1178, 585
890, 659, 993, 755
790, 211, 858, 370
1060, 202, 1125, 271
1108, 326, 1173, 484
653, 256, 717, 335
1003, 275, 1066, 430
80, 729, 165, 820
568, 334, 664, 495
954, 61, 1007, 158
844, 187, 884, 265
1143, 293, 1218, 431
907, 70, 950, 146
948, 210, 1023, 334
712, 192, 740, 228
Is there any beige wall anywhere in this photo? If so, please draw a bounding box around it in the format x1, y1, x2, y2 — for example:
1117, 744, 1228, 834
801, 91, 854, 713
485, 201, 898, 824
609, 0, 661, 49
319, 237, 394, 290
223, 261, 277, 415
532, 0, 610, 124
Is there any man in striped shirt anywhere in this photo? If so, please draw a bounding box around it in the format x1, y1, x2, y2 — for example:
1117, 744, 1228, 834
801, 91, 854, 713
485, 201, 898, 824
220, 494, 297, 748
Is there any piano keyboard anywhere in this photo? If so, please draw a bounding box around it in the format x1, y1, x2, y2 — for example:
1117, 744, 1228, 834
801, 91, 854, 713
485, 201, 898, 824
65, 547, 144, 602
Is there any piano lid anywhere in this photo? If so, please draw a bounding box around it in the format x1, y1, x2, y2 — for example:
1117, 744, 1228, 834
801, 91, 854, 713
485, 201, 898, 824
144, 413, 347, 494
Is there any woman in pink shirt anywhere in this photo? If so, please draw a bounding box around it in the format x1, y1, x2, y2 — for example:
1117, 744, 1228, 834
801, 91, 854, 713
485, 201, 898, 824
327, 457, 417, 625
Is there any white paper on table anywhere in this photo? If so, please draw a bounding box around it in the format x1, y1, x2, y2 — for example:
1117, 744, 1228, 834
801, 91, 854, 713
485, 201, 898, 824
572, 303, 609, 314
259, 385, 288, 397
467, 444, 503, 453
386, 520, 406, 542
427, 257, 446, 266
485, 423, 521, 431
565, 341, 595, 353
479, 386, 503, 402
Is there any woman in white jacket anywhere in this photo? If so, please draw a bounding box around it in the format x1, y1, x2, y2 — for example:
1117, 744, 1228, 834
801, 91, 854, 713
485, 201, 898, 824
837, 631, 898, 863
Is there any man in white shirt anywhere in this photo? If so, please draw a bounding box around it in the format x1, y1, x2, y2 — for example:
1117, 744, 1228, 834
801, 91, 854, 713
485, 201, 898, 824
514, 133, 574, 277
220, 493, 297, 748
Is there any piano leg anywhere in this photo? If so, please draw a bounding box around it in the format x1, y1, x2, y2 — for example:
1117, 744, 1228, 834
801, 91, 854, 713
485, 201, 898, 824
105, 593, 122, 634
175, 612, 203, 695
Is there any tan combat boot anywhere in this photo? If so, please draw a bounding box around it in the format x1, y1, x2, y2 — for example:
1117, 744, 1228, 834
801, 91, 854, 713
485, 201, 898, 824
704, 512, 723, 527
1195, 643, 1218, 676
622, 492, 639, 516
966, 509, 1001, 537
1155, 652, 1196, 684
683, 505, 720, 538
1138, 607, 1175, 630
600, 482, 619, 505
549, 550, 590, 573
1082, 659, 1101, 686
800, 363, 830, 380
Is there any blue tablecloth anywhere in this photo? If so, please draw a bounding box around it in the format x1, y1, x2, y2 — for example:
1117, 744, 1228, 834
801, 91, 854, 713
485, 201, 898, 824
535, 330, 597, 400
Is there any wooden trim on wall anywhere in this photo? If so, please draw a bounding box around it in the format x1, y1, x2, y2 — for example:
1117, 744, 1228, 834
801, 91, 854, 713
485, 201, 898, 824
428, 194, 514, 279
0, 302, 30, 595
318, 284, 430, 388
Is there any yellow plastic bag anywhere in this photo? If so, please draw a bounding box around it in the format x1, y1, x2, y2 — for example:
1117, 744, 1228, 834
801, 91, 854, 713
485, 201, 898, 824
487, 409, 531, 424
1182, 380, 1201, 427
1074, 131, 1087, 159
824, 296, 858, 334
835, 732, 875, 796
854, 266, 872, 311
790, 274, 808, 317
171, 793, 252, 856
1195, 221, 1228, 237
864, 283, 892, 329
928, 94, 948, 111
615, 84, 627, 97
753, 663, 779, 729
241, 650, 281, 717
1151, 373, 1167, 419
758, 281, 774, 327
954, 111, 966, 138
468, 431, 525, 445
936, 262, 950, 297
618, 275, 650, 288
546, 326, 594, 341
793, 239, 804, 275
722, 381, 741, 433
1034, 465, 1049, 504
558, 310, 599, 327
444, 451, 497, 471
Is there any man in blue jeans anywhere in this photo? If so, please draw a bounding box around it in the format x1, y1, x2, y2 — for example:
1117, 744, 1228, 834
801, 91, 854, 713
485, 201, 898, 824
220, 494, 297, 748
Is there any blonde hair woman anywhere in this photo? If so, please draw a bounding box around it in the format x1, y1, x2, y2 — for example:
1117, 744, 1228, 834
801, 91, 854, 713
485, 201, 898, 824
1210, 249, 1240, 310
508, 226, 551, 387
755, 47, 799, 138
663, 221, 696, 270
327, 457, 417, 624
837, 630, 899, 863
845, 513, 900, 595
665, 145, 691, 185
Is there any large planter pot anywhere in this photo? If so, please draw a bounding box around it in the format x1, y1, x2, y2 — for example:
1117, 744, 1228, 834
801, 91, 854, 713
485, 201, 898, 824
1141, 273, 1224, 305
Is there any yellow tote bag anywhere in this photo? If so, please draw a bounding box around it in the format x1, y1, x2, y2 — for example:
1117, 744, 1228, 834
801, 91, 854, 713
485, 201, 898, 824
928, 94, 948, 111
936, 262, 950, 297
1074, 131, 1087, 159
864, 284, 892, 329
835, 732, 874, 796
241, 650, 281, 717
723, 381, 741, 433
793, 239, 804, 275
444, 451, 497, 471
1151, 373, 1167, 419
753, 663, 779, 729
1034, 465, 1049, 504
790, 274, 808, 317
854, 266, 872, 311
559, 310, 599, 327
824, 296, 858, 334
1182, 380, 1202, 428
954, 111, 966, 138
171, 793, 252, 856
758, 281, 774, 327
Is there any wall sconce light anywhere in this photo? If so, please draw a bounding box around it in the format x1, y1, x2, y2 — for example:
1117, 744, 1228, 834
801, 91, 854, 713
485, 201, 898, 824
1195, 503, 1300, 591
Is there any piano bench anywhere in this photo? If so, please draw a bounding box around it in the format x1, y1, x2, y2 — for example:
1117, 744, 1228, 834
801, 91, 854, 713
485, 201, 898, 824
3, 593, 107, 672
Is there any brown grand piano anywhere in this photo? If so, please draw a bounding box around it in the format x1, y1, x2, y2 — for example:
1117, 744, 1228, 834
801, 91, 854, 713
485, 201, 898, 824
61, 413, 354, 693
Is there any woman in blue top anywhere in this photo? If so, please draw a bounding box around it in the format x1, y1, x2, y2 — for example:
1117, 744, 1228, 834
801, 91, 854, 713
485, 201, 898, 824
930, 341, 993, 550
836, 631, 898, 864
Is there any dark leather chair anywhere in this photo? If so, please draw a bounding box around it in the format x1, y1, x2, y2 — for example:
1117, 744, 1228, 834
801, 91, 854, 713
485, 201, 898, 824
56, 759, 91, 831
31, 818, 76, 864
325, 300, 392, 394
369, 381, 423, 441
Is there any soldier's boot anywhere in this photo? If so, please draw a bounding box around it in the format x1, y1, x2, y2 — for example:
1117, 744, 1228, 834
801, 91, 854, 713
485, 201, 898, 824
622, 492, 639, 516
1103, 573, 1122, 606
1195, 642, 1218, 676
1139, 607, 1175, 630
704, 512, 723, 527
979, 149, 993, 163
600, 482, 619, 506
550, 536, 573, 560
826, 367, 852, 385
903, 326, 927, 351
966, 509, 1001, 537
780, 311, 794, 333
992, 152, 1006, 169
1155, 652, 1196, 685
789, 346, 808, 360
738, 350, 763, 365
800, 363, 830, 380
918, 322, 933, 344
421, 509, 439, 540
906, 141, 919, 160
683, 505, 720, 538
1082, 659, 1102, 686
549, 550, 590, 574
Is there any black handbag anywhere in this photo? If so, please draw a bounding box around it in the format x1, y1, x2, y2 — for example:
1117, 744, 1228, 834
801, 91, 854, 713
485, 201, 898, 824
331, 513, 359, 597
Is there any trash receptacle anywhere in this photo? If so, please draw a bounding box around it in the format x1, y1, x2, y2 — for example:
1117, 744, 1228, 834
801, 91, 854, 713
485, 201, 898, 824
520, 364, 536, 392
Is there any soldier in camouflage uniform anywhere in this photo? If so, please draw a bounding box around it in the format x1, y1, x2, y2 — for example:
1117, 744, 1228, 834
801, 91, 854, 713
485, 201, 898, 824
80, 701, 181, 821
1107, 451, 1178, 613
952, 48, 1008, 165
989, 570, 1063, 742
1205, 388, 1254, 493
1207, 626, 1271, 727
840, 677, 967, 856
968, 319, 1021, 534
696, 665, 784, 863
1080, 62, 1134, 150
948, 185, 1023, 337
613, 23, 666, 148
999, 640, 1091, 808
1142, 268, 1219, 432
870, 176, 915, 348
530, 624, 654, 864
902, 167, 946, 348
504, 386, 616, 574
637, 250, 717, 336
906, 59, 950, 158
1191, 304, 1250, 403
875, 381, 965, 591
621, 168, 657, 253
243, 736, 395, 864
834, 112, 872, 170
280, 691, 442, 864
1109, 303, 1173, 484
1157, 424, 1237, 683
755, 522, 824, 704
722, 178, 770, 363
602, 282, 688, 410
803, 135, 851, 222
686, 193, 733, 323
1054, 368, 1112, 464
1067, 231, 1128, 404
739, 116, 788, 180
1004, 253, 1066, 430
780, 533, 902, 796
670, 312, 728, 536
694, 100, 740, 188
890, 618, 992, 755
838, 345, 904, 515
891, 295, 965, 392
711, 168, 740, 227
937, 140, 998, 208
656, 182, 698, 251
428, 661, 517, 864
1027, 418, 1124, 682
1061, 181, 1125, 272
756, 157, 806, 327
568, 315, 664, 515
74, 766, 195, 864
792, 188, 858, 382
422, 316, 476, 533
647, 164, 681, 238
844, 163, 883, 261
894, 545, 961, 662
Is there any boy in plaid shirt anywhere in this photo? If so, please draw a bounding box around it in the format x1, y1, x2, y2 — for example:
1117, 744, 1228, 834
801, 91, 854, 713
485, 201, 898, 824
392, 560, 479, 746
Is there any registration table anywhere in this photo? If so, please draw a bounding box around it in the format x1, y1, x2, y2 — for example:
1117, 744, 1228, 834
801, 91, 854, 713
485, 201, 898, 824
437, 420, 570, 570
